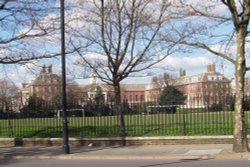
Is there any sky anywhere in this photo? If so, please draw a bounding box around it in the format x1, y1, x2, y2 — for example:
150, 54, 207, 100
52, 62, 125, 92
1, 0, 250, 87
1, 52, 239, 87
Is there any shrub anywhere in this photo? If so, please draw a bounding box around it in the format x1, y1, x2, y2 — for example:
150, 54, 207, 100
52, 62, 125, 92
209, 103, 224, 112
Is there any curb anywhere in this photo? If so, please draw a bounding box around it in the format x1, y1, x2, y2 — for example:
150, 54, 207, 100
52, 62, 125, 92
5, 154, 208, 161
2, 136, 246, 147
7, 153, 250, 161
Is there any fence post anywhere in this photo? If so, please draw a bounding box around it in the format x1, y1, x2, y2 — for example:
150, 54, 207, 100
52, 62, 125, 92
182, 108, 187, 136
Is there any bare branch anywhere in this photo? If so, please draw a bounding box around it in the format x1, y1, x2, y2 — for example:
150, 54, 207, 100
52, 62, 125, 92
0, 1, 61, 64
73, 0, 172, 85
181, 41, 236, 65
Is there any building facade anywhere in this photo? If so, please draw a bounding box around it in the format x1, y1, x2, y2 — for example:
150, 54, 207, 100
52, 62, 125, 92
21, 65, 62, 105
20, 66, 146, 108
121, 84, 146, 103
21, 65, 90, 108
175, 64, 231, 107
21, 64, 232, 110
145, 64, 231, 108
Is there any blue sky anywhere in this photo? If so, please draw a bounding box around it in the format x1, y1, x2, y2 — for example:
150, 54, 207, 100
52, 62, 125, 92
1, 51, 240, 87
1, 0, 250, 87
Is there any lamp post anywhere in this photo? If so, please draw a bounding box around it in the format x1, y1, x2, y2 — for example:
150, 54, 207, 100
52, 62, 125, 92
60, 0, 70, 154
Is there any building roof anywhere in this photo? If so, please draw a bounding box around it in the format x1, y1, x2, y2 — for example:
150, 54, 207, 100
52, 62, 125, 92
121, 84, 147, 91
173, 71, 230, 86
30, 73, 61, 86
80, 83, 113, 92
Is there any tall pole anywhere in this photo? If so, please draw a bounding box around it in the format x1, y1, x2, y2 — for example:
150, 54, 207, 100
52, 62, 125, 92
60, 0, 70, 154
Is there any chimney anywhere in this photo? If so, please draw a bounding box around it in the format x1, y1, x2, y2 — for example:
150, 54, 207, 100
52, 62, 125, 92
48, 64, 52, 73
207, 64, 216, 73
22, 83, 27, 88
179, 68, 186, 77
41, 64, 46, 73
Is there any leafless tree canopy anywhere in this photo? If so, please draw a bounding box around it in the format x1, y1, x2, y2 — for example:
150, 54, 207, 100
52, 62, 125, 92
0, 78, 17, 99
151, 72, 176, 88
67, 0, 179, 134
0, 78, 18, 111
0, 0, 60, 64
71, 0, 177, 85
161, 0, 250, 66
160, 0, 250, 153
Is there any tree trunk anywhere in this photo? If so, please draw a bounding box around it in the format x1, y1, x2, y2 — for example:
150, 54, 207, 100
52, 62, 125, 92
113, 82, 126, 138
233, 28, 249, 152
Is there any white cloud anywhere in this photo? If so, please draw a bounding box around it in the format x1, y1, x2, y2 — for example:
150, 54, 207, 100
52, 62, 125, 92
1, 0, 244, 85
0, 60, 64, 88
155, 55, 212, 72
0, 64, 36, 87
0, 52, 236, 86
182, 0, 229, 16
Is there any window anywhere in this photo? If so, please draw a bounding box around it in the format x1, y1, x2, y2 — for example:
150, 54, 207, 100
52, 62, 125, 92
135, 95, 138, 101
130, 95, 133, 101
35, 86, 39, 92
54, 79, 58, 84
140, 95, 144, 101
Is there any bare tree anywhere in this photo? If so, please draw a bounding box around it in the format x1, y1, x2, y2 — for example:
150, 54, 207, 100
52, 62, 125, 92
70, 0, 176, 136
161, 0, 250, 152
0, 0, 60, 65
151, 72, 176, 89
0, 78, 19, 112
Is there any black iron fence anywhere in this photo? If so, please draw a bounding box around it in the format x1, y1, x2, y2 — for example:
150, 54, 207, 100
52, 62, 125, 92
0, 96, 250, 138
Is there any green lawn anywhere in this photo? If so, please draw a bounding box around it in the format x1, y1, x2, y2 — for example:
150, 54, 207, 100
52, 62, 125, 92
0, 111, 249, 138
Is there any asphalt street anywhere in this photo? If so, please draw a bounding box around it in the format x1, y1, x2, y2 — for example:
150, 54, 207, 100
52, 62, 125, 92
1, 144, 250, 167
0, 159, 250, 167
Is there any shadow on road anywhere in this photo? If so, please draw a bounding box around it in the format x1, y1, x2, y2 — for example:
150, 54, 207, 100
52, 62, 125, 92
139, 159, 210, 167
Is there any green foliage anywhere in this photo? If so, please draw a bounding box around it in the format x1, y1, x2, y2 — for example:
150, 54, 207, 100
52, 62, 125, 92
208, 103, 224, 112
0, 111, 16, 119
225, 96, 250, 111
82, 86, 114, 116
243, 100, 250, 111
83, 101, 113, 116
94, 86, 104, 105
160, 85, 186, 105
20, 96, 55, 118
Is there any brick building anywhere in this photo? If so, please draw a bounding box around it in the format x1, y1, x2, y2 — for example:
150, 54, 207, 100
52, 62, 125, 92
21, 66, 146, 108
21, 65, 62, 105
145, 83, 162, 103
121, 84, 146, 103
21, 65, 87, 107
21, 64, 232, 109
174, 64, 231, 107
145, 64, 231, 108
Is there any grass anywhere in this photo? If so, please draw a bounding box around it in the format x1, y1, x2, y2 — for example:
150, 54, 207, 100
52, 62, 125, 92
0, 111, 250, 138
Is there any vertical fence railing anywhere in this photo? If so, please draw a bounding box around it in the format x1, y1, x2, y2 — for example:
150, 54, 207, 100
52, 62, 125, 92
1, 96, 250, 138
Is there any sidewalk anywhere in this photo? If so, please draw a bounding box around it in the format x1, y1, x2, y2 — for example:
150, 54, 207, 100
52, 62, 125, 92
0, 144, 250, 160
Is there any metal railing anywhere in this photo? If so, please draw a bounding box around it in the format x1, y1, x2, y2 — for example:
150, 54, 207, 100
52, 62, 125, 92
0, 97, 250, 138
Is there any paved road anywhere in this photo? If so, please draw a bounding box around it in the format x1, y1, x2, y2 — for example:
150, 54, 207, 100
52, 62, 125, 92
0, 159, 250, 167
0, 144, 237, 160
1, 144, 250, 167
